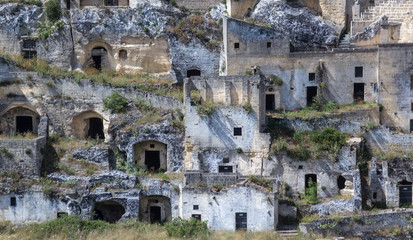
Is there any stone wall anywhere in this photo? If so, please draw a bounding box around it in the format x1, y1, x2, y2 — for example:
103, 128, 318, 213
174, 0, 222, 12
0, 66, 182, 139
184, 171, 243, 187
227, 0, 260, 19
181, 184, 277, 231
300, 211, 413, 237
183, 76, 271, 175
268, 141, 361, 199
0, 136, 46, 177
0, 191, 69, 224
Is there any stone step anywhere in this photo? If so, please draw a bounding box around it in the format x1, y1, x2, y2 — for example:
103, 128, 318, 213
276, 230, 299, 236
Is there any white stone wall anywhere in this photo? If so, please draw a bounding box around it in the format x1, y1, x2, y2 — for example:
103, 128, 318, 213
180, 185, 277, 231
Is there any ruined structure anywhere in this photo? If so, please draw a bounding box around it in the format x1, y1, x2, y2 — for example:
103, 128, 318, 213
2, 0, 413, 237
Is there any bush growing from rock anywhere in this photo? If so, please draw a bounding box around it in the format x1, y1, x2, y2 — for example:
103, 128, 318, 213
45, 0, 62, 23
103, 91, 128, 113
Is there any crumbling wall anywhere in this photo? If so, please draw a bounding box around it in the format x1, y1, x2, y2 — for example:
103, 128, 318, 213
227, 0, 260, 19
181, 185, 277, 231
183, 76, 270, 175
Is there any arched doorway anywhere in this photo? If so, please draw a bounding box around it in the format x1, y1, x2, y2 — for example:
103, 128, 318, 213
133, 141, 167, 172
139, 195, 171, 223
187, 69, 201, 78
91, 47, 107, 71
93, 200, 125, 223
0, 106, 39, 136
71, 111, 106, 140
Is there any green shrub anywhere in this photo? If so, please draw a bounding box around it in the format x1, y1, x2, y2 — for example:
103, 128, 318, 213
321, 101, 338, 112
26, 216, 112, 240
165, 217, 209, 238
25, 148, 32, 155
247, 175, 273, 192
103, 91, 128, 113
236, 147, 243, 153
269, 74, 283, 86
0, 148, 13, 159
304, 178, 319, 205
196, 101, 215, 117
45, 0, 62, 23
211, 183, 225, 191
310, 127, 346, 152
287, 146, 311, 161
243, 101, 252, 114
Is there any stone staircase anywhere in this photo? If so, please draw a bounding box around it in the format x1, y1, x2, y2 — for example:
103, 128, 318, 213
354, 0, 413, 22
338, 34, 351, 48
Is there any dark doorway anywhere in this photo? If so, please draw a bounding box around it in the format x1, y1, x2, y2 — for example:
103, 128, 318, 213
337, 175, 346, 190
354, 83, 365, 102
150, 206, 162, 223
66, 0, 70, 9
306, 87, 317, 106
235, 212, 247, 230
145, 151, 160, 171
87, 118, 105, 140
93, 200, 125, 223
266, 94, 275, 111
218, 166, 233, 173
91, 47, 107, 71
192, 214, 201, 221
104, 0, 118, 6
410, 119, 413, 133
305, 174, 317, 189
16, 116, 33, 134
399, 180, 412, 207
187, 69, 201, 78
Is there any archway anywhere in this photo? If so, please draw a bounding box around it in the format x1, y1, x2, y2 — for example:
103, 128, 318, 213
0, 106, 39, 136
71, 111, 106, 140
93, 200, 125, 223
91, 47, 108, 71
337, 175, 346, 190
133, 140, 167, 172
139, 195, 171, 223
187, 69, 201, 78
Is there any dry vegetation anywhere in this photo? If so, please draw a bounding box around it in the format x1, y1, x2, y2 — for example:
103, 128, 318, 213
0, 132, 37, 140
269, 101, 379, 120
372, 144, 413, 161
0, 52, 183, 101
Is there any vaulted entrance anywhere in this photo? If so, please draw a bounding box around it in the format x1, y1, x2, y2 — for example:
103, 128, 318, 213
87, 117, 105, 140
134, 140, 167, 172
93, 200, 125, 223
16, 116, 33, 134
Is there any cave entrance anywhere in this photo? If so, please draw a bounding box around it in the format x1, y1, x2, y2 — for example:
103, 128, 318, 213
337, 175, 346, 190
87, 117, 105, 140
187, 69, 201, 78
91, 47, 107, 71
139, 195, 171, 223
354, 83, 365, 102
16, 116, 33, 134
399, 180, 412, 207
266, 94, 275, 111
305, 174, 317, 189
306, 87, 317, 106
145, 151, 160, 171
93, 200, 125, 223
150, 206, 162, 223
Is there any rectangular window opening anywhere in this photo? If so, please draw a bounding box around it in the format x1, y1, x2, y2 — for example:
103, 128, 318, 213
267, 42, 271, 48
234, 127, 242, 136
192, 214, 201, 221
150, 144, 155, 149
234, 42, 240, 49
219, 166, 233, 173
10, 197, 16, 207
223, 157, 230, 163
355, 66, 363, 78
309, 73, 316, 81
193, 205, 199, 210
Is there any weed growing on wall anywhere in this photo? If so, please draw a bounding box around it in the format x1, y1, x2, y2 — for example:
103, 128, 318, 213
103, 91, 128, 113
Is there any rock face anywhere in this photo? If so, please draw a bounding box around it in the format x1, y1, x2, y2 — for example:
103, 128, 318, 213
250, 0, 340, 48
72, 146, 115, 169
